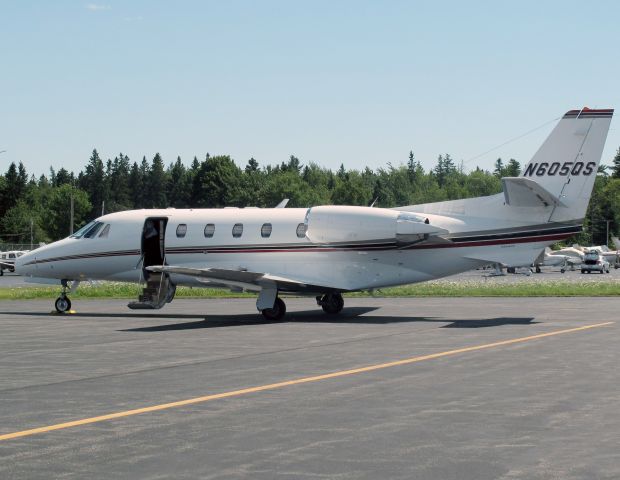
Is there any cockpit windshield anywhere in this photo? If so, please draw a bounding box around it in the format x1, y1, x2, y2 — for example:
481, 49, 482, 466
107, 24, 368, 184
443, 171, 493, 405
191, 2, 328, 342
71, 221, 104, 239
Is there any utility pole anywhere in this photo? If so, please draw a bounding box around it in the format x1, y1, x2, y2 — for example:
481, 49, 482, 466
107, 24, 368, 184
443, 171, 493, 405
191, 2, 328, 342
605, 219, 611, 247
30, 219, 33, 250
70, 193, 74, 235
101, 201, 105, 216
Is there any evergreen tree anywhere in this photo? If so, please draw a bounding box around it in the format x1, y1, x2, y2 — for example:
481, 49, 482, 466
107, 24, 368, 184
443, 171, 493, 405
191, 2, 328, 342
505, 158, 521, 177
3, 162, 26, 213
167, 156, 189, 207
81, 149, 106, 219
493, 158, 505, 178
128, 162, 144, 208
281, 155, 301, 173
55, 168, 74, 186
434, 155, 446, 187
138, 156, 151, 207
245, 157, 260, 173
337, 163, 346, 180
148, 153, 167, 208
612, 147, 620, 179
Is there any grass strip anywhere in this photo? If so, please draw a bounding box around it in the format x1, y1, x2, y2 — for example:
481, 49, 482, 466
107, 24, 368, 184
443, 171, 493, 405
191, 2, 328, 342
0, 280, 618, 300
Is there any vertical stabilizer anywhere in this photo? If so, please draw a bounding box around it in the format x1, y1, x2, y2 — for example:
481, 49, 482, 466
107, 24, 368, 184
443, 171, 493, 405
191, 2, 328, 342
515, 108, 613, 222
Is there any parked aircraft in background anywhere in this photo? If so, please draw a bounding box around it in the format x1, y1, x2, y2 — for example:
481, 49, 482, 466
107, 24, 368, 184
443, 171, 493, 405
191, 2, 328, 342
15, 108, 614, 317
0, 250, 28, 275
532, 248, 571, 273
547, 245, 585, 270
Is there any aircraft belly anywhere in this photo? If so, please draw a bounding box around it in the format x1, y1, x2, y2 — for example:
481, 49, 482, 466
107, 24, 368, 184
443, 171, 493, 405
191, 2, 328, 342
164, 237, 562, 292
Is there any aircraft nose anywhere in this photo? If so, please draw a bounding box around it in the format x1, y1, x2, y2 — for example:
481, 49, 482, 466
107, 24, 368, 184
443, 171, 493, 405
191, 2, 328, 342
14, 252, 33, 276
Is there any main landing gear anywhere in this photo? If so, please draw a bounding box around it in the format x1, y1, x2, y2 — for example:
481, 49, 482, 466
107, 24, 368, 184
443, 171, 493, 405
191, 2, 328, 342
261, 297, 286, 321
259, 292, 345, 320
317, 293, 344, 314
54, 280, 72, 313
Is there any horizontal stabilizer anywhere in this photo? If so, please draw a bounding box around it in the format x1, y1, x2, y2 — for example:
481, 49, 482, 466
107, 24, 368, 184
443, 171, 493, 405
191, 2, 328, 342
502, 177, 567, 208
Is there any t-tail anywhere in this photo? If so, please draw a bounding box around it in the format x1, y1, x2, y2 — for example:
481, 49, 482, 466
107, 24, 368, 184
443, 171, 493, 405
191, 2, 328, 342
502, 108, 613, 223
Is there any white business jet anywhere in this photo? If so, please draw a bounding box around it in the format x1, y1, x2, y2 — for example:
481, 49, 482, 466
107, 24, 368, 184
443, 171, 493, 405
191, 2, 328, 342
15, 108, 614, 318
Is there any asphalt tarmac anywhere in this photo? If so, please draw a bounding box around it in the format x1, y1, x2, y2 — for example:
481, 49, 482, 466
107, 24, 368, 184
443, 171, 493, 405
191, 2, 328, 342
0, 297, 618, 479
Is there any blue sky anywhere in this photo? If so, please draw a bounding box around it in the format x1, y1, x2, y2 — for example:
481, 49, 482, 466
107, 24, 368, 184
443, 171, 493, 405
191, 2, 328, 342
1, 1, 619, 177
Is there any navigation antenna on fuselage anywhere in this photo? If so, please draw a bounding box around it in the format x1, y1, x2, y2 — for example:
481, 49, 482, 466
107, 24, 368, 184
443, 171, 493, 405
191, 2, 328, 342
275, 198, 289, 208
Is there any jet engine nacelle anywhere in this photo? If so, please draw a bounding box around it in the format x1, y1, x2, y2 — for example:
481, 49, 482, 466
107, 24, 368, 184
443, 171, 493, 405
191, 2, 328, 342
304, 206, 448, 244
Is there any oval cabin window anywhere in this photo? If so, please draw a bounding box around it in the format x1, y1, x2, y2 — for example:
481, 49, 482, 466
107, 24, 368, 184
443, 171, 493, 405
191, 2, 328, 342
232, 223, 243, 238
204, 223, 215, 238
176, 224, 187, 238
261, 223, 272, 238
296, 223, 307, 238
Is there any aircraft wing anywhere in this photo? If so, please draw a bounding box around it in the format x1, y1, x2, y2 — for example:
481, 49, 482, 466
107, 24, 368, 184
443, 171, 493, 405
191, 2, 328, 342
146, 265, 343, 293
0, 261, 14, 270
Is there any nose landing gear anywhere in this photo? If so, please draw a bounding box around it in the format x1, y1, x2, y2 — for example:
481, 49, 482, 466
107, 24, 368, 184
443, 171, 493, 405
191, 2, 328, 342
54, 280, 73, 313
55, 294, 72, 313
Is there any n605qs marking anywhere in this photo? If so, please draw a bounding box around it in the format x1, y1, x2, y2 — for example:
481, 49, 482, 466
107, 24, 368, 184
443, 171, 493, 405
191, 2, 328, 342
523, 161, 596, 177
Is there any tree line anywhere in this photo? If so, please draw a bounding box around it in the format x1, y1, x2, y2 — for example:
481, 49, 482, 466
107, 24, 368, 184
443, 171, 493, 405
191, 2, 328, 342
1, 147, 619, 246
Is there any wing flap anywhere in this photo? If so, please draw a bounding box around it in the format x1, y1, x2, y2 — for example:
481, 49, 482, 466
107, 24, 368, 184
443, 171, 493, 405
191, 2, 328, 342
146, 265, 340, 293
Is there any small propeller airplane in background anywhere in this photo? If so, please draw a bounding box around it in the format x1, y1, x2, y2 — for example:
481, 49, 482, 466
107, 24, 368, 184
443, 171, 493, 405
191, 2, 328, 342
15, 108, 614, 318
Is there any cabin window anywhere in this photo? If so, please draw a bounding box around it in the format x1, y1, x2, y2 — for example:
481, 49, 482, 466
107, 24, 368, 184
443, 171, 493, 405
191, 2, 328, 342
204, 223, 215, 238
261, 223, 272, 238
176, 224, 187, 238
296, 223, 307, 238
8, 253, 15, 259
71, 220, 104, 239
84, 222, 104, 239
232, 223, 243, 238
98, 224, 111, 238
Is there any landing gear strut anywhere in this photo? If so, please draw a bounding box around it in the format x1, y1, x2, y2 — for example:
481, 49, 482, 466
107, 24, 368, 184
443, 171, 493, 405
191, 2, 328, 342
55, 280, 72, 313
261, 297, 286, 321
317, 293, 344, 314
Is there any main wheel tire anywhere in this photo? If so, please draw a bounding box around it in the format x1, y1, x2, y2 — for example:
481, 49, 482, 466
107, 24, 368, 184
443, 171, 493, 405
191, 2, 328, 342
261, 297, 286, 321
55, 296, 71, 313
535, 266, 541, 273
321, 293, 344, 314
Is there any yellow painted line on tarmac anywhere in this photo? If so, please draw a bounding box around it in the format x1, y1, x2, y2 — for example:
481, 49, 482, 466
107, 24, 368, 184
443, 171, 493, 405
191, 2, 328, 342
0, 321, 613, 442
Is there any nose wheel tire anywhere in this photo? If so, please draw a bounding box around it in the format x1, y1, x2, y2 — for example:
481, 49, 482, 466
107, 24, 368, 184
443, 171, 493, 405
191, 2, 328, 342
261, 297, 286, 321
55, 295, 71, 313
319, 293, 344, 314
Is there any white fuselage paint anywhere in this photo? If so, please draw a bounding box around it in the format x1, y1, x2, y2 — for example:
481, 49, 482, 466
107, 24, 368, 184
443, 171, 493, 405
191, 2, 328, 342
16, 206, 566, 292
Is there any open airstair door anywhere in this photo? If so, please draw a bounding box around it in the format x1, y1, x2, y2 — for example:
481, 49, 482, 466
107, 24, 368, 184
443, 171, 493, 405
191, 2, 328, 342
141, 217, 168, 274
129, 217, 176, 310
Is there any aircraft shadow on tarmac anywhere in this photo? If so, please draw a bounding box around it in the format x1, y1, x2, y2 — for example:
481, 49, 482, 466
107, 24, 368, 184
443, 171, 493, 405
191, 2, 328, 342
0, 307, 537, 331
117, 307, 538, 332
